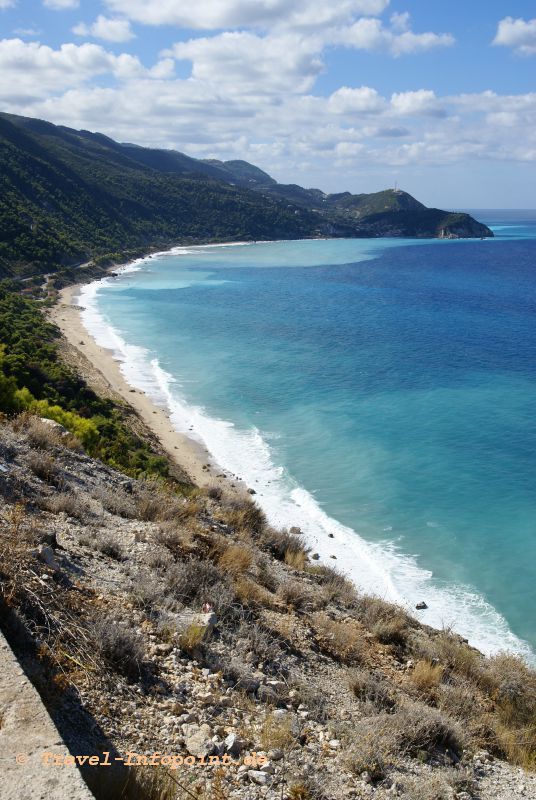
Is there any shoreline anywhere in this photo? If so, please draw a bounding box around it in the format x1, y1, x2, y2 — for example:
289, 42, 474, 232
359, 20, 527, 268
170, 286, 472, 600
47, 246, 535, 664
49, 279, 249, 498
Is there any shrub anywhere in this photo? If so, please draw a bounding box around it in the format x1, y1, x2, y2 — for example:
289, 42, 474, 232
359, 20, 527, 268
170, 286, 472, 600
41, 490, 90, 522
178, 623, 206, 655
487, 653, 536, 767
27, 451, 59, 485
311, 612, 364, 664
222, 499, 266, 535
96, 533, 125, 561
234, 576, 279, 609
392, 700, 465, 758
349, 669, 395, 711
94, 617, 145, 681
410, 660, 445, 696
260, 527, 308, 561
94, 487, 136, 519
218, 544, 253, 577
165, 558, 235, 617
284, 547, 308, 570
307, 564, 358, 607
372, 615, 408, 647
277, 580, 312, 611
344, 718, 391, 782
25, 416, 64, 450
260, 711, 295, 751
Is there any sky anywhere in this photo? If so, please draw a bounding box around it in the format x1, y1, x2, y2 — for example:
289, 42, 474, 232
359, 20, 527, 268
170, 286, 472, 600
0, 1, 535, 208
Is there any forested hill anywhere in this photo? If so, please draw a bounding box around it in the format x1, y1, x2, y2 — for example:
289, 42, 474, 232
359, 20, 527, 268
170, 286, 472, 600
0, 112, 492, 278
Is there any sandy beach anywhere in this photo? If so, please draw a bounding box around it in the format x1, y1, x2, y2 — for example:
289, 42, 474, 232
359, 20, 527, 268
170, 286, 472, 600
49, 282, 248, 497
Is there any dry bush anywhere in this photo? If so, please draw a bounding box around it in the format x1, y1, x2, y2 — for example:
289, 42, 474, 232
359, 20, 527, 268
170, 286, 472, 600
26, 451, 60, 485
349, 668, 395, 711
307, 564, 358, 607
94, 617, 145, 681
311, 612, 364, 664
410, 630, 483, 683
221, 499, 266, 535
277, 579, 312, 611
234, 576, 280, 609
135, 482, 193, 523
260, 527, 308, 562
130, 574, 169, 611
155, 521, 194, 553
284, 547, 308, 570
96, 532, 125, 561
255, 556, 279, 592
25, 416, 65, 450
145, 547, 174, 573
401, 768, 476, 800
486, 653, 536, 767
290, 680, 329, 722
41, 490, 90, 522
436, 681, 479, 722
410, 660, 445, 696
93, 486, 136, 518
218, 544, 253, 577
165, 557, 235, 617
344, 717, 391, 782
372, 614, 408, 647
260, 711, 295, 751
237, 620, 283, 666
391, 700, 465, 758
178, 623, 206, 655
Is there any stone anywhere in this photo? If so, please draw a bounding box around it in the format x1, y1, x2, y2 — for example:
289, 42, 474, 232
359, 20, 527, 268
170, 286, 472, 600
183, 723, 215, 757
312, 553, 320, 560
289, 526, 302, 535
267, 748, 283, 761
362, 771, 372, 784
248, 770, 271, 786
328, 739, 340, 749
257, 685, 278, 704
415, 601, 428, 610
35, 544, 59, 571
224, 732, 245, 756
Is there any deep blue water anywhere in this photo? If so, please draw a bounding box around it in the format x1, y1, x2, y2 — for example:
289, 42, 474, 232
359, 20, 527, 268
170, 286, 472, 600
82, 212, 536, 659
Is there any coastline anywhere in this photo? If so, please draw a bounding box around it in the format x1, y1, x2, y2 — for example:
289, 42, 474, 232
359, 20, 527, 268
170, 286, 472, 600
49, 280, 248, 498
46, 246, 535, 663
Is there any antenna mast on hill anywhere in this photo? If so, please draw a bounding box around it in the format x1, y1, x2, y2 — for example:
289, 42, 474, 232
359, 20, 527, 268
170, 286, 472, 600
394, 180, 398, 192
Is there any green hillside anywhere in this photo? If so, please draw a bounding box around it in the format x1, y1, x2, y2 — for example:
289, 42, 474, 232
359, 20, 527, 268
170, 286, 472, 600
0, 112, 493, 278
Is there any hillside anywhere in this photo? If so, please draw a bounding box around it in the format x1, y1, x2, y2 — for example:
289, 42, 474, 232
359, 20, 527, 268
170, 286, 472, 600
0, 112, 492, 278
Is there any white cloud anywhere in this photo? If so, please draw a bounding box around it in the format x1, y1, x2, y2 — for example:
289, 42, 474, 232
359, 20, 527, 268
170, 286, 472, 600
73, 15, 135, 43
169, 31, 324, 94
328, 86, 385, 114
104, 0, 390, 30
13, 28, 42, 36
0, 0, 16, 9
0, 38, 152, 100
43, 0, 79, 9
493, 17, 536, 56
391, 89, 446, 117
338, 15, 454, 56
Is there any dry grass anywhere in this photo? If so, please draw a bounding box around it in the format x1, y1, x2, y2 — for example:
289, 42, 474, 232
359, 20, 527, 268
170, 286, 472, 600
234, 576, 280, 609
24, 416, 65, 449
40, 490, 90, 522
307, 564, 358, 607
284, 547, 308, 570
260, 711, 295, 751
410, 660, 445, 696
349, 668, 395, 710
93, 486, 136, 518
26, 451, 60, 485
400, 768, 476, 800
218, 544, 253, 576
220, 499, 266, 535
260, 527, 308, 562
94, 617, 145, 681
178, 622, 206, 655
486, 653, 536, 768
95, 532, 125, 561
277, 579, 312, 611
311, 612, 364, 664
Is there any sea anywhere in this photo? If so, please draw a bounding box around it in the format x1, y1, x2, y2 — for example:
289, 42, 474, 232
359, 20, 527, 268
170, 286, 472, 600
78, 209, 536, 662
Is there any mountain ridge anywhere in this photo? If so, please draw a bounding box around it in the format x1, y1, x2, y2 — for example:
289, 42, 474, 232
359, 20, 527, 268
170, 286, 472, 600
0, 111, 493, 278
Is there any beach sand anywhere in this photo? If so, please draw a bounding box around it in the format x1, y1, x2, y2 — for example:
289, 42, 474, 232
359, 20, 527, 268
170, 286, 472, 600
49, 284, 247, 497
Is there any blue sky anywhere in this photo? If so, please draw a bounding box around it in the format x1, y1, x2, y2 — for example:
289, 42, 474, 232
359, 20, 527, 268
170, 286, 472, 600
1, 1, 535, 207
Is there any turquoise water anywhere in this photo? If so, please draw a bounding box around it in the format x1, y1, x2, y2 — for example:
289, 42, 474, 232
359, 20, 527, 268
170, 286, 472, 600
80, 211, 536, 660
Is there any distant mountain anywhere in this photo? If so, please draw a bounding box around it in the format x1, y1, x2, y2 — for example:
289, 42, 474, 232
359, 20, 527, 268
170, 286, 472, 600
0, 112, 493, 278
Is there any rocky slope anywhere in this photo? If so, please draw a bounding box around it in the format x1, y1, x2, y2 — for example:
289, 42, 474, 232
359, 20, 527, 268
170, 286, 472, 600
1, 413, 535, 800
